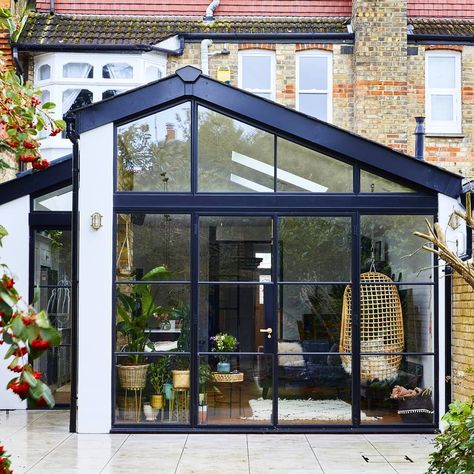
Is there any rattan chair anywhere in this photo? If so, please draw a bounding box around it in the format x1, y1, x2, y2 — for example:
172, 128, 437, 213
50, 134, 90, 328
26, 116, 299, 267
340, 272, 404, 382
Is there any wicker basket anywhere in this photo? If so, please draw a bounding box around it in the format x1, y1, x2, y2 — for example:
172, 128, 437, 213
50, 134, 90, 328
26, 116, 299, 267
172, 370, 190, 389
211, 372, 244, 383
117, 364, 149, 390
340, 272, 404, 382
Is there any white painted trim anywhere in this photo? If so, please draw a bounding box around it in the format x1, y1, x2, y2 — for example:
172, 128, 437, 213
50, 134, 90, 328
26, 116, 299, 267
77, 123, 114, 433
0, 196, 29, 410
425, 51, 462, 134
296, 50, 333, 123
231, 151, 328, 192
238, 49, 276, 100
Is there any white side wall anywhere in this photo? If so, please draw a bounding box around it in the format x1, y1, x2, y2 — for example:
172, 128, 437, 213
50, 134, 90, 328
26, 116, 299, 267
0, 196, 30, 409
77, 123, 114, 433
437, 193, 467, 422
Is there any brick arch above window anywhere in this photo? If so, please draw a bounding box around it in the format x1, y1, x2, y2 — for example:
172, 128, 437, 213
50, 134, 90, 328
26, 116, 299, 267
425, 45, 463, 53
238, 43, 276, 51
296, 44, 333, 52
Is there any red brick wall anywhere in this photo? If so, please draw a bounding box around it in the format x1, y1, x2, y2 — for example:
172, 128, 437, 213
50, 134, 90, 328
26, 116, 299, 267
0, 29, 12, 68
35, 0, 352, 16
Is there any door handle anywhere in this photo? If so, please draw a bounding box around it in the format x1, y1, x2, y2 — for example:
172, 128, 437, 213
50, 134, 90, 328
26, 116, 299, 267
259, 327, 273, 339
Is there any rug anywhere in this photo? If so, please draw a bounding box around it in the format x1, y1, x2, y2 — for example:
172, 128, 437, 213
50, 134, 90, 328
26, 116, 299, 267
243, 398, 379, 421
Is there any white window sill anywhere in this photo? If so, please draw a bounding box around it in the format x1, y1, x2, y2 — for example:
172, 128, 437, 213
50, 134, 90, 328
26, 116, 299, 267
425, 133, 465, 139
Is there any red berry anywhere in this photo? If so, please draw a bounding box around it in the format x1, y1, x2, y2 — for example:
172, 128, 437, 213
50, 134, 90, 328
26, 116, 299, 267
23, 141, 36, 150
30, 338, 49, 350
49, 128, 61, 137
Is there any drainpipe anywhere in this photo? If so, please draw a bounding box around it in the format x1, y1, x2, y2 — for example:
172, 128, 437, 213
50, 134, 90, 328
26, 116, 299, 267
50, 0, 55, 15
414, 116, 425, 161
200, 39, 213, 75
11, 45, 25, 81
204, 0, 220, 21
65, 112, 79, 433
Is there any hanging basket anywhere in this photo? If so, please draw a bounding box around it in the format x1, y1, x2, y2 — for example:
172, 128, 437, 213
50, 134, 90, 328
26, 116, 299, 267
117, 364, 149, 390
340, 272, 404, 382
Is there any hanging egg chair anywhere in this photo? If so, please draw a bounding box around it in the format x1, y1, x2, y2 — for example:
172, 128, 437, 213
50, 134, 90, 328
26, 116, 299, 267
340, 272, 404, 382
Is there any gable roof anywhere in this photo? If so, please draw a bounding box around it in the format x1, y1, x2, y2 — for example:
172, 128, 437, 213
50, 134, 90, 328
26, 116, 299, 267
73, 66, 462, 198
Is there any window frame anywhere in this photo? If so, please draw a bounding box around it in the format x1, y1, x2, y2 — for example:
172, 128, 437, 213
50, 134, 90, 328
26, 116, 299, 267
296, 50, 333, 123
238, 49, 276, 101
425, 50, 462, 135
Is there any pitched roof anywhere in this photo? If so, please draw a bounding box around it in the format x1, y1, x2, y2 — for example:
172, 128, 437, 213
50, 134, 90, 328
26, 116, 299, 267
408, 0, 474, 19
17, 13, 351, 48
409, 18, 474, 37
73, 66, 462, 198
35, 0, 352, 17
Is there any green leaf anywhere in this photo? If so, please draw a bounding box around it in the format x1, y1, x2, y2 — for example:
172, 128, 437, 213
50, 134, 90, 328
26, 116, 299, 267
41, 102, 55, 110
35, 310, 50, 329
54, 119, 66, 129
22, 370, 38, 388
0, 225, 8, 247
11, 315, 25, 338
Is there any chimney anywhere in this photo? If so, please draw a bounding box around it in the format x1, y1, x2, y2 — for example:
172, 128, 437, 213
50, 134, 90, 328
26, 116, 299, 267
165, 123, 176, 140
414, 116, 425, 161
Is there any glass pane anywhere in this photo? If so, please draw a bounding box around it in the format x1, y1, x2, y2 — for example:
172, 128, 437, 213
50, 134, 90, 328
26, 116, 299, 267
277, 355, 351, 425
33, 185, 72, 211
199, 216, 272, 282
279, 217, 351, 281
199, 284, 270, 353
427, 57, 455, 89
103, 63, 133, 79
199, 354, 272, 425
278, 285, 348, 348
116, 284, 190, 352
198, 107, 274, 192
33, 230, 72, 287
242, 55, 271, 90
360, 215, 433, 282
277, 138, 352, 193
63, 63, 93, 78
299, 56, 328, 90
431, 95, 454, 121
39, 64, 51, 81
102, 90, 125, 100
298, 93, 327, 121
62, 89, 93, 114
146, 66, 162, 82
360, 355, 434, 425
116, 214, 190, 280
360, 171, 415, 193
117, 103, 191, 192
115, 354, 191, 425
255, 92, 272, 100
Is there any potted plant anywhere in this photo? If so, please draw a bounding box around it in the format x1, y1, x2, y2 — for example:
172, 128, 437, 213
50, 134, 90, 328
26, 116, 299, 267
390, 385, 434, 423
148, 357, 171, 410
211, 333, 238, 373
198, 363, 212, 423
116, 265, 171, 391
171, 303, 191, 388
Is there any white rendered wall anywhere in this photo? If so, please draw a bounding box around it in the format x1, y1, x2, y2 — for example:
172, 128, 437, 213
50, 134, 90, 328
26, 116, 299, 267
0, 196, 29, 409
437, 193, 467, 423
77, 123, 113, 433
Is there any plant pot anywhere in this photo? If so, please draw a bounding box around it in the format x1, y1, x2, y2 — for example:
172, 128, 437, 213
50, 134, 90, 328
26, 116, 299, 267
143, 403, 157, 421
217, 361, 230, 373
151, 394, 164, 409
198, 405, 208, 424
169, 320, 176, 331
172, 370, 190, 389
164, 382, 173, 400
397, 395, 434, 423
117, 364, 149, 390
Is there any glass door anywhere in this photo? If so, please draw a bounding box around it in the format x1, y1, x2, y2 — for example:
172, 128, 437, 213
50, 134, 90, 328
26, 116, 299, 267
196, 214, 354, 428
197, 215, 275, 426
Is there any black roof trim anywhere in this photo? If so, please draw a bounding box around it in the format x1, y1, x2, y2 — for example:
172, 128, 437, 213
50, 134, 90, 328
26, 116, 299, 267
0, 155, 72, 206
74, 66, 462, 199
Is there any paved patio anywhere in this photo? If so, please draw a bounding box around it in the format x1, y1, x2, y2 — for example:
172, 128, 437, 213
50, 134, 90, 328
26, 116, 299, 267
0, 410, 435, 473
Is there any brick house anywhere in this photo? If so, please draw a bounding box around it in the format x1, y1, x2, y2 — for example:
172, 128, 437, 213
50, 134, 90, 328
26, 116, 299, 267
0, 0, 473, 433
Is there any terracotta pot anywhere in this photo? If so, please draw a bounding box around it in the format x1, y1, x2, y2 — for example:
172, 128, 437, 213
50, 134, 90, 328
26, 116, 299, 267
150, 394, 164, 409
172, 369, 190, 389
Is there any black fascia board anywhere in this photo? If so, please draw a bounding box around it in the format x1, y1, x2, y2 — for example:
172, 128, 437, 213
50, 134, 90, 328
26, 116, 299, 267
0, 156, 72, 206
74, 67, 462, 199
408, 34, 474, 45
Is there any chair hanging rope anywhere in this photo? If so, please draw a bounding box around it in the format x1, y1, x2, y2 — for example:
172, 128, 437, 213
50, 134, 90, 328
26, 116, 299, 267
340, 272, 404, 382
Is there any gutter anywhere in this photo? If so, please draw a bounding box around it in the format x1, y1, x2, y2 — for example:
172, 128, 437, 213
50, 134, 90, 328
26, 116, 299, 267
11, 44, 25, 80
13, 37, 185, 54
408, 34, 474, 44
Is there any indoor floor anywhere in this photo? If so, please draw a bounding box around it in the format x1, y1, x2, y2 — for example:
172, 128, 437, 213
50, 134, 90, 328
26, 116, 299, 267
0, 410, 434, 473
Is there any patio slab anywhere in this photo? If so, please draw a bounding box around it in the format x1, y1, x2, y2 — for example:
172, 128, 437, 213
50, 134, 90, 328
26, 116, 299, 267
0, 410, 436, 473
